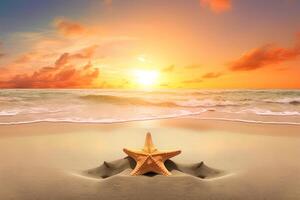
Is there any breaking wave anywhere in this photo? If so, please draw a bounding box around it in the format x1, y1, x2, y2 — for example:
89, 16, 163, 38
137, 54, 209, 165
0, 89, 300, 125
264, 98, 300, 105
236, 108, 300, 116
0, 110, 205, 125
0, 108, 65, 116
80, 94, 239, 108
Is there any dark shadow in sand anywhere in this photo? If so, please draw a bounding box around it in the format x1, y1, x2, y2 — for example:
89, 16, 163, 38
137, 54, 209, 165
84, 157, 225, 179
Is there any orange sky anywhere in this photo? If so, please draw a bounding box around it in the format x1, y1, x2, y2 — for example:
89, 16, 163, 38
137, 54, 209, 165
0, 0, 300, 89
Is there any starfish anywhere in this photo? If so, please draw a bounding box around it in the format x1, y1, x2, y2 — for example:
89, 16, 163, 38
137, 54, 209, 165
123, 132, 181, 176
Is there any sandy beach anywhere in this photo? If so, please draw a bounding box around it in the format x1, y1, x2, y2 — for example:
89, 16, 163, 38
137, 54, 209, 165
0, 118, 299, 200
1, 0, 300, 198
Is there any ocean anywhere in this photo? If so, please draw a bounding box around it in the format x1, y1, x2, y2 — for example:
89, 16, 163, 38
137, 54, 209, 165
0, 89, 300, 125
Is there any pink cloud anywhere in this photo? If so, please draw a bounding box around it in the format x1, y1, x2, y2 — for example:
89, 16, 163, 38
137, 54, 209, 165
230, 35, 300, 71
0, 16, 137, 88
53, 18, 87, 37
0, 52, 99, 88
70, 45, 98, 59
200, 0, 232, 13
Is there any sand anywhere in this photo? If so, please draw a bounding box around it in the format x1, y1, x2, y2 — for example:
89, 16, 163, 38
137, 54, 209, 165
0, 119, 300, 200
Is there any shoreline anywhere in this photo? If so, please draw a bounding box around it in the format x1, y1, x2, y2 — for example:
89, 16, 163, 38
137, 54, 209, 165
0, 118, 299, 139
1, 114, 300, 126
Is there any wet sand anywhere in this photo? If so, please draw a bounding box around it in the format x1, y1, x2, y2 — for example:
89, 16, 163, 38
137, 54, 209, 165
0, 119, 299, 200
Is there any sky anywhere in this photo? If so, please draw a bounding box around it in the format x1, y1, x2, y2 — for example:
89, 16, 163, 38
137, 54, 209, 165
0, 0, 300, 89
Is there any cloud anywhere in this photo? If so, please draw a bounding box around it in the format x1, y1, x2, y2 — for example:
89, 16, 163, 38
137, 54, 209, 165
53, 18, 87, 37
229, 36, 300, 71
12, 44, 98, 71
162, 65, 175, 72
70, 45, 98, 59
1, 16, 137, 88
0, 52, 99, 88
200, 0, 231, 13
202, 72, 223, 78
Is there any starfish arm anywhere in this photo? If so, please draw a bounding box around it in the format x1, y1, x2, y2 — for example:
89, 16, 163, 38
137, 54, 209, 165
123, 148, 148, 160
143, 132, 157, 153
153, 161, 172, 176
159, 164, 172, 176
130, 157, 147, 176
152, 150, 181, 161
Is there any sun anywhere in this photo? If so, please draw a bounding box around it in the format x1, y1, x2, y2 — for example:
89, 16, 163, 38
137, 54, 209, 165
133, 69, 159, 88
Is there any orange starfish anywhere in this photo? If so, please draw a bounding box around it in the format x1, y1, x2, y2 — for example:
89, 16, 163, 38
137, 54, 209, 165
123, 132, 181, 176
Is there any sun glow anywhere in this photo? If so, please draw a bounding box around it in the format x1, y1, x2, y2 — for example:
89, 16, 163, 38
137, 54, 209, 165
133, 70, 159, 87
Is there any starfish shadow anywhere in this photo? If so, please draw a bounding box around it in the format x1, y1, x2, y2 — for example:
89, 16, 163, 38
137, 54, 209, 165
83, 157, 227, 180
